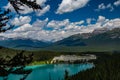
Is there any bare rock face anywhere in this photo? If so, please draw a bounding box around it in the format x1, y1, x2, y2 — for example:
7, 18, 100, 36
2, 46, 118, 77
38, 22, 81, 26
92, 28, 109, 34
54, 27, 120, 47
78, 28, 109, 39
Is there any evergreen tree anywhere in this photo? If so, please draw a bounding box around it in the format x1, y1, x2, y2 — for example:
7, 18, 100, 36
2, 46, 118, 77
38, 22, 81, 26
0, 0, 41, 80
0, 0, 42, 32
8, 0, 42, 13
64, 70, 69, 80
0, 8, 13, 32
0, 51, 33, 80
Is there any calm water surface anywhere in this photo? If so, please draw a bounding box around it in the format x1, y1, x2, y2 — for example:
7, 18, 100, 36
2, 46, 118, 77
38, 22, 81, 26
0, 64, 93, 80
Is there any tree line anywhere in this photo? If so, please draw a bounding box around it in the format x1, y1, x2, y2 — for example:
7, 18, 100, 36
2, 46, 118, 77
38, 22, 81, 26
65, 53, 120, 80
0, 0, 42, 80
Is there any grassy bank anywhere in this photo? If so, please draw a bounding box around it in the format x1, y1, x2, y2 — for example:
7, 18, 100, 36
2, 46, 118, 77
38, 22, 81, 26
28, 60, 52, 66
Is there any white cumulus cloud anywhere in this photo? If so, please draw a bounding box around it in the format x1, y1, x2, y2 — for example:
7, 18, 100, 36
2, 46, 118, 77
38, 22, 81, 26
96, 3, 114, 11
56, 0, 89, 14
86, 18, 95, 24
114, 0, 120, 6
36, 5, 50, 16
11, 16, 31, 26
4, 0, 50, 16
0, 16, 120, 42
47, 19, 69, 29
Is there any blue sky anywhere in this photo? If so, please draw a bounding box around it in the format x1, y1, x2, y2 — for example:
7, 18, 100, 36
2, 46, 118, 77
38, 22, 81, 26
0, 0, 120, 42
43, 0, 120, 21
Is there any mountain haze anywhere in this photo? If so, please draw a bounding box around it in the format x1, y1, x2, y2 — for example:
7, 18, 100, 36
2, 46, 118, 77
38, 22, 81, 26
54, 28, 120, 46
0, 28, 120, 51
0, 38, 50, 50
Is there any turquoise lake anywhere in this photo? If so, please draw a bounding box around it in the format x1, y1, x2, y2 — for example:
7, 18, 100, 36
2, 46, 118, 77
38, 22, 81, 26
0, 64, 93, 80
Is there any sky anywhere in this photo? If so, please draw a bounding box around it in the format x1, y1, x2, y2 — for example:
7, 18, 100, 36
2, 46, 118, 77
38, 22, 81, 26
0, 0, 120, 42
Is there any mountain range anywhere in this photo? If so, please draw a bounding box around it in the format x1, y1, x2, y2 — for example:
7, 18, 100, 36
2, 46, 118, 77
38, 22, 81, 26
0, 38, 50, 50
54, 28, 120, 46
0, 28, 120, 51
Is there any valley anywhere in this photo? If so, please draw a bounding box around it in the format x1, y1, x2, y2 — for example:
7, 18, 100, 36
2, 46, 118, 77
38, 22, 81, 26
0, 25, 120, 80
0, 28, 120, 52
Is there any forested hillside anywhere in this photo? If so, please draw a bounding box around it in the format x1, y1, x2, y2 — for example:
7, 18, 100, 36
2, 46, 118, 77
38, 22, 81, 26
67, 53, 120, 80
